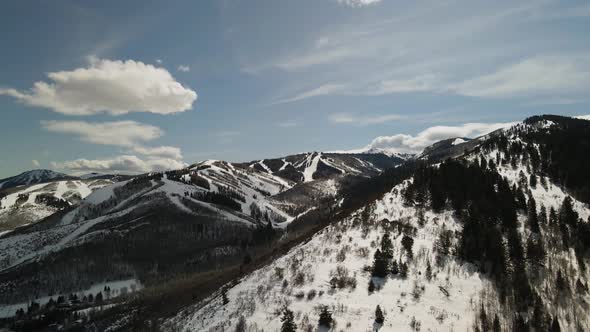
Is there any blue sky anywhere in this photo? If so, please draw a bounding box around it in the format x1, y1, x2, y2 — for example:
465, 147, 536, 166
1, 0, 590, 177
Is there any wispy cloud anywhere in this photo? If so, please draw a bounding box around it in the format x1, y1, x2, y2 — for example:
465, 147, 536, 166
32, 160, 40, 168
177, 65, 191, 72
336, 0, 382, 8
278, 121, 298, 128
451, 55, 590, 98
274, 84, 346, 104
329, 113, 403, 126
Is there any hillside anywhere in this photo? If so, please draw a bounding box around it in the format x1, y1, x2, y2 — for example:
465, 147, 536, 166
1, 115, 589, 332
0, 178, 114, 232
165, 115, 590, 332
0, 170, 71, 190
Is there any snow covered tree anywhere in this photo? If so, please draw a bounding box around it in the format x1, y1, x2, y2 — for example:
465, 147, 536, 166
280, 307, 296, 332
318, 306, 333, 328
375, 305, 384, 324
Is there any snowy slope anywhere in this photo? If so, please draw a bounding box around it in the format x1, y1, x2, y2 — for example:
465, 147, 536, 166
165, 180, 490, 332
0, 179, 113, 231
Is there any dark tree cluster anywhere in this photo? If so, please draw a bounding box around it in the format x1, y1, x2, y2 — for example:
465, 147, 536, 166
34, 193, 70, 210
186, 190, 243, 212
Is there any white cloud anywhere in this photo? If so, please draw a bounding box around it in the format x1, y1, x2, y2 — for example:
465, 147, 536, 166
41, 120, 163, 147
575, 115, 590, 121
177, 65, 191, 72
452, 56, 590, 98
156, 59, 163, 64
337, 0, 382, 7
329, 113, 403, 125
32, 160, 40, 167
0, 57, 197, 115
363, 121, 516, 154
51, 155, 186, 174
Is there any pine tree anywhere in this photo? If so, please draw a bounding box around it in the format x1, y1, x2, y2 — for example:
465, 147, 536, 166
391, 259, 399, 275
527, 194, 539, 233
401, 235, 414, 259
235, 316, 247, 332
550, 317, 561, 332
425, 261, 432, 281
375, 305, 384, 324
222, 287, 229, 305
479, 304, 490, 332
493, 314, 501, 332
318, 306, 333, 328
380, 232, 393, 258
280, 307, 297, 332
399, 261, 408, 279
372, 249, 388, 278
368, 279, 375, 293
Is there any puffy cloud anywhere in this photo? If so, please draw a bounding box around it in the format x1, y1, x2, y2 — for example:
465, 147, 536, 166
51, 155, 186, 174
337, 0, 382, 7
0, 57, 197, 115
452, 56, 590, 98
32, 160, 40, 167
41, 120, 163, 147
329, 113, 403, 125
177, 65, 191, 72
575, 115, 590, 120
364, 121, 516, 154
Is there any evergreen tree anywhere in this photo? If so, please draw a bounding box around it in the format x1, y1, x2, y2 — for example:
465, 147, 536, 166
372, 249, 388, 278
222, 287, 229, 305
556, 270, 568, 294
399, 261, 408, 279
280, 307, 297, 332
425, 261, 432, 281
318, 306, 333, 328
529, 174, 537, 188
493, 314, 501, 332
390, 259, 399, 275
550, 317, 561, 332
527, 195, 539, 233
368, 279, 376, 293
401, 235, 414, 259
235, 316, 247, 332
380, 232, 394, 258
375, 305, 384, 324
480, 304, 490, 332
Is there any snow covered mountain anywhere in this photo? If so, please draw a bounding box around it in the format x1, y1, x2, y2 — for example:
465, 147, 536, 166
0, 178, 114, 233
0, 169, 71, 190
1, 115, 590, 332
240, 151, 405, 183
161, 115, 590, 332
